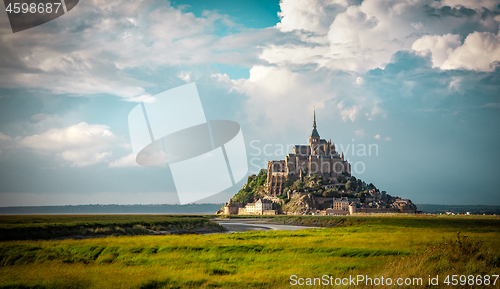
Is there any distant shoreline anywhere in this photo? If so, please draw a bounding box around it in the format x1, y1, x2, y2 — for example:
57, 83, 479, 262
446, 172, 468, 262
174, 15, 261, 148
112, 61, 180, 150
416, 204, 500, 215
0, 213, 218, 215
0, 203, 224, 215
0, 203, 499, 215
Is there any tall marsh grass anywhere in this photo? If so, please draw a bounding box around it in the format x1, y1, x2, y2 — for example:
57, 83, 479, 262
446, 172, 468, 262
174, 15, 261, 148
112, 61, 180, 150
364, 232, 500, 289
0, 215, 499, 288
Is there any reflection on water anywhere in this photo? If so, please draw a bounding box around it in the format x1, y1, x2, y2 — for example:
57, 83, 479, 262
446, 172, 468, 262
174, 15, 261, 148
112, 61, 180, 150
213, 220, 320, 233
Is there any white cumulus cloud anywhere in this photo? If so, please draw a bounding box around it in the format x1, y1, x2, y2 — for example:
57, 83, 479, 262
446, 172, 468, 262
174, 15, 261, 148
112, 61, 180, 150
0, 0, 270, 99
440, 0, 500, 10
19, 122, 117, 167
127, 94, 156, 103
277, 0, 349, 34
0, 132, 13, 155
232, 66, 333, 131
355, 129, 365, 136
0, 132, 12, 142
442, 31, 500, 71
109, 153, 138, 168
413, 32, 500, 71
265, 0, 500, 73
412, 33, 462, 67
340, 104, 362, 122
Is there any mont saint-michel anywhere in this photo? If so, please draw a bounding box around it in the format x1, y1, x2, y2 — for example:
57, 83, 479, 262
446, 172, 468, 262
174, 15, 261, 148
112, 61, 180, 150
219, 111, 417, 216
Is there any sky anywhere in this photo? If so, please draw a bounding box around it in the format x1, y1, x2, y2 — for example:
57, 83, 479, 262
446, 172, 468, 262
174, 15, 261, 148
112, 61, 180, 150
0, 0, 499, 206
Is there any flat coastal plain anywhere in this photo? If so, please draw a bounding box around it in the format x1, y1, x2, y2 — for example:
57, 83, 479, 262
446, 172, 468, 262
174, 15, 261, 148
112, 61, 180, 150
0, 214, 499, 288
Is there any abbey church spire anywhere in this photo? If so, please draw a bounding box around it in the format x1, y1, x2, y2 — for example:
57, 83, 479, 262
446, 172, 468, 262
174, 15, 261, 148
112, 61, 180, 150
309, 107, 320, 150
310, 107, 320, 138
313, 107, 317, 129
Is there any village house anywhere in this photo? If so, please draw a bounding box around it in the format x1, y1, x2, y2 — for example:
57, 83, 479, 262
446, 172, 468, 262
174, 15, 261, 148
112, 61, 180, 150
239, 199, 274, 215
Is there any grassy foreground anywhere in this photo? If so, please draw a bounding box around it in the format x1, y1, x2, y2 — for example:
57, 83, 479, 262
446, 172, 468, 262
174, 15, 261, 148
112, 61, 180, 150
0, 214, 499, 288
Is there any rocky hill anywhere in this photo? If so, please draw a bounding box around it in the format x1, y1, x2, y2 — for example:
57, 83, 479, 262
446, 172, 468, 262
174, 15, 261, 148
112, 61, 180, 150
219, 169, 416, 215
282, 194, 319, 215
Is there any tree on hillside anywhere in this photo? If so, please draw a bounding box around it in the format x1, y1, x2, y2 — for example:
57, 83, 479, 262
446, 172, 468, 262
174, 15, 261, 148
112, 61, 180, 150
348, 179, 358, 191
353, 191, 366, 203
322, 189, 339, 198
294, 180, 305, 190
345, 180, 352, 192
283, 179, 294, 194
279, 189, 289, 199
231, 169, 267, 204
316, 189, 324, 197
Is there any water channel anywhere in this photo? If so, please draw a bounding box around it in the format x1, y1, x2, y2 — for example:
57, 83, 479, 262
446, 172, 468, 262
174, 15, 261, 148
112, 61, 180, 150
212, 219, 318, 233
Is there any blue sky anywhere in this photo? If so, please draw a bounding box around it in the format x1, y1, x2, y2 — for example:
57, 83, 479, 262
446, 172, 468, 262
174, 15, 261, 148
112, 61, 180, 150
0, 0, 499, 206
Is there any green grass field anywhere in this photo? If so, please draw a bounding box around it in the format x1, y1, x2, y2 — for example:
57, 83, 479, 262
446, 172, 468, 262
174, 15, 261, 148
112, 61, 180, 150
0, 214, 499, 288
0, 215, 225, 241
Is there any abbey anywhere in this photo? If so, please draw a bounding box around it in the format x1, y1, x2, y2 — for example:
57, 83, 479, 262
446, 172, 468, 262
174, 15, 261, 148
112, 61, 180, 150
267, 110, 351, 196
218, 109, 417, 216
